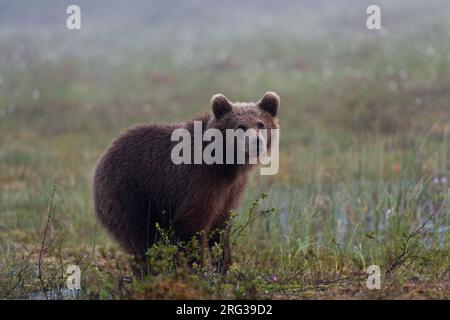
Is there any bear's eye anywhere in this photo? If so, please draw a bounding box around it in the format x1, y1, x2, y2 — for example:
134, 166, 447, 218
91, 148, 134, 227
256, 122, 265, 129
236, 124, 248, 131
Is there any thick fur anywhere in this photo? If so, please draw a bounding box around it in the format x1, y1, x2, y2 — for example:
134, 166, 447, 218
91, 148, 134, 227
93, 92, 280, 270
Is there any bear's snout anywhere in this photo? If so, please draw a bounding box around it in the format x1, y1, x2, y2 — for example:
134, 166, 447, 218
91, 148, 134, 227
247, 132, 266, 158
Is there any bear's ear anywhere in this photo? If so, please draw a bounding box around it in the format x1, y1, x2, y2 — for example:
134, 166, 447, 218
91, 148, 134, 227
257, 91, 280, 117
211, 94, 233, 119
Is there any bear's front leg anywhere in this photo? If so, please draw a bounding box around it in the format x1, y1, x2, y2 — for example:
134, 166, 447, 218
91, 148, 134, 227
172, 203, 210, 269
221, 230, 232, 274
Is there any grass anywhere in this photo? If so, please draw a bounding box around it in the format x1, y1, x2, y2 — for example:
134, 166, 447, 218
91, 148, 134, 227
0, 3, 449, 299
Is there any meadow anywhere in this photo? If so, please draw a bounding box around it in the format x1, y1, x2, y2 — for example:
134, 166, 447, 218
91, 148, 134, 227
0, 0, 449, 299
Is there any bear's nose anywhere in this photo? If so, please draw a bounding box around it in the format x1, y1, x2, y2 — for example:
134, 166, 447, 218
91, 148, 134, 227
256, 136, 262, 156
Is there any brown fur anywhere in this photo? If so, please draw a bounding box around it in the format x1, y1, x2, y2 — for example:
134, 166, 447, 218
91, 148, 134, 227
93, 92, 280, 271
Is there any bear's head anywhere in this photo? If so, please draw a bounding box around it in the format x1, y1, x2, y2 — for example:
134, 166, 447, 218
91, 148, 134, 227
207, 92, 280, 165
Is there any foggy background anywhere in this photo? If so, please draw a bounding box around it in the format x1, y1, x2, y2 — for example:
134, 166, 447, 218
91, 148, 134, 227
1, 0, 450, 64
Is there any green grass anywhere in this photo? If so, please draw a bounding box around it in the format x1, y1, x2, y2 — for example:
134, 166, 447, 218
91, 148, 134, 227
0, 17, 449, 299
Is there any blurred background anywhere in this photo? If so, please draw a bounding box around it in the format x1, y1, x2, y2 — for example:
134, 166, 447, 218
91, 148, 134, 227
0, 0, 449, 299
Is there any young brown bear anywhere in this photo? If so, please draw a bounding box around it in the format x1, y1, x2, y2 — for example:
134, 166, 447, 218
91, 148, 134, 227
93, 92, 280, 272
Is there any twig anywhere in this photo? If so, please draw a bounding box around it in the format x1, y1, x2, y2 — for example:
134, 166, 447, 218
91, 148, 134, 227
4, 250, 35, 297
385, 207, 442, 275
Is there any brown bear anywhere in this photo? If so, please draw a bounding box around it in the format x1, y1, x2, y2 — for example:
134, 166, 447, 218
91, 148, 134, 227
92, 92, 280, 271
